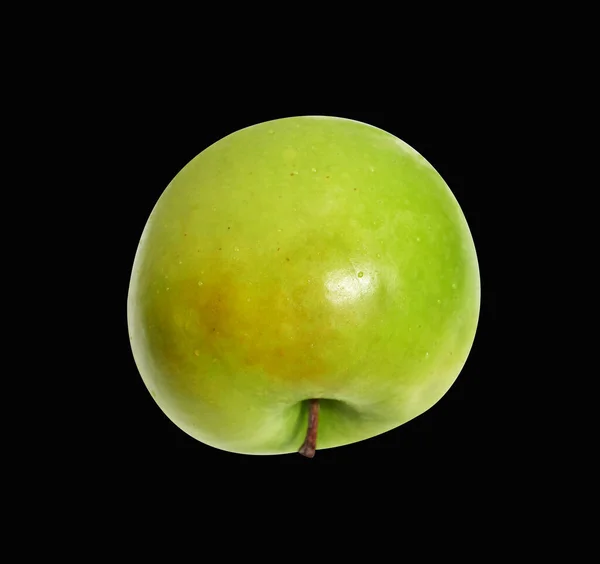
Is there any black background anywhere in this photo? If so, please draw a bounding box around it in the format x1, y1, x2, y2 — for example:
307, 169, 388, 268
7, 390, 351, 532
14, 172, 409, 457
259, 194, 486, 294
106, 107, 498, 470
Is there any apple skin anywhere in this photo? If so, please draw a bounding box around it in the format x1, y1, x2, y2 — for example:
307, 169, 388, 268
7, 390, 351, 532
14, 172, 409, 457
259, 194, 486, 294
127, 116, 480, 455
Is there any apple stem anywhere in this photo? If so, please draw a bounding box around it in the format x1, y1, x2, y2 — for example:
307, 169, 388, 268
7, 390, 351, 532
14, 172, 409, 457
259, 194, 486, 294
298, 399, 319, 458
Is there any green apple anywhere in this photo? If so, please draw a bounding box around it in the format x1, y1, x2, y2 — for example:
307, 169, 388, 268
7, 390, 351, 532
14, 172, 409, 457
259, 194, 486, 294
127, 116, 480, 456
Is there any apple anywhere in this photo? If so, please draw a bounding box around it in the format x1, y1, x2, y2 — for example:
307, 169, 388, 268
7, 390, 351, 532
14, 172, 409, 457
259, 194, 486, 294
127, 116, 480, 457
